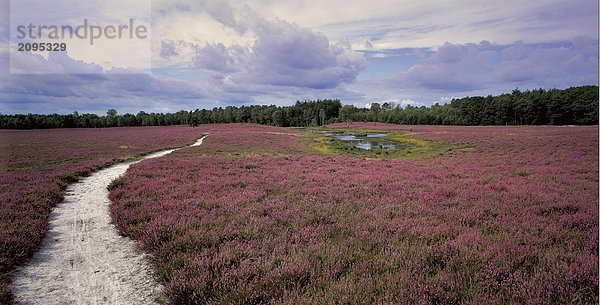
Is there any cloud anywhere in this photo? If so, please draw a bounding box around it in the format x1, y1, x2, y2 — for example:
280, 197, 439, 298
190, 42, 244, 73
230, 19, 367, 89
399, 99, 423, 107
370, 98, 423, 108
0, 44, 213, 113
9, 50, 106, 74
1, 0, 369, 114
494, 39, 598, 86
7, 0, 152, 72
152, 2, 367, 89
438, 96, 459, 103
0, 41, 362, 114
1, 0, 598, 115
388, 39, 598, 92
0, 70, 232, 114
245, 0, 598, 50
159, 40, 180, 59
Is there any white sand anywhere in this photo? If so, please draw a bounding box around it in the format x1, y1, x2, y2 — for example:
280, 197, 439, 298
12, 136, 205, 305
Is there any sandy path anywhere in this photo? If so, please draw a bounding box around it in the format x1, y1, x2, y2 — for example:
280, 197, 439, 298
12, 136, 205, 305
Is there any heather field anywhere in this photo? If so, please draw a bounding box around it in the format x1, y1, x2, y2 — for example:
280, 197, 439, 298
0, 126, 205, 302
109, 123, 598, 304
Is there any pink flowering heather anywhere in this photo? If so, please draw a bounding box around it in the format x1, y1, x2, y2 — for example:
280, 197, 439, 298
109, 123, 598, 304
111, 123, 598, 304
0, 126, 205, 302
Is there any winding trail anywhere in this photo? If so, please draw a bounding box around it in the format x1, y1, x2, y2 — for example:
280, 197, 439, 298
12, 136, 206, 305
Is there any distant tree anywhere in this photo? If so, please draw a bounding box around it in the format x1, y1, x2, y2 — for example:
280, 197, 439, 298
368, 103, 380, 122
338, 105, 356, 122
0, 86, 597, 129
382, 102, 394, 111
105, 109, 118, 126
272, 110, 286, 127
106, 109, 117, 117
319, 109, 326, 126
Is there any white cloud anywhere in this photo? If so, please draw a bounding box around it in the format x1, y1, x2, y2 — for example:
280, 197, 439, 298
370, 98, 423, 108
151, 2, 368, 90
0, 0, 597, 114
242, 0, 598, 50
438, 96, 459, 103
9, 0, 151, 73
399, 99, 422, 107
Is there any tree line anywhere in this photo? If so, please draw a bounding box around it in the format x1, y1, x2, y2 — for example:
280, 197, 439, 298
0, 86, 597, 129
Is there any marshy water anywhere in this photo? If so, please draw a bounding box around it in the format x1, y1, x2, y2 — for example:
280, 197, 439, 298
312, 130, 408, 150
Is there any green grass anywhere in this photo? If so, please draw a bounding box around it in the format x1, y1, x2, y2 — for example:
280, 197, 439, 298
292, 127, 452, 160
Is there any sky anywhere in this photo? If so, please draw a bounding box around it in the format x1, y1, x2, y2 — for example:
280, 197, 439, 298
0, 0, 598, 115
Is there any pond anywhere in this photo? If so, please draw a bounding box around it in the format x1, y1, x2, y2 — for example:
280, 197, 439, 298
312, 130, 405, 150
